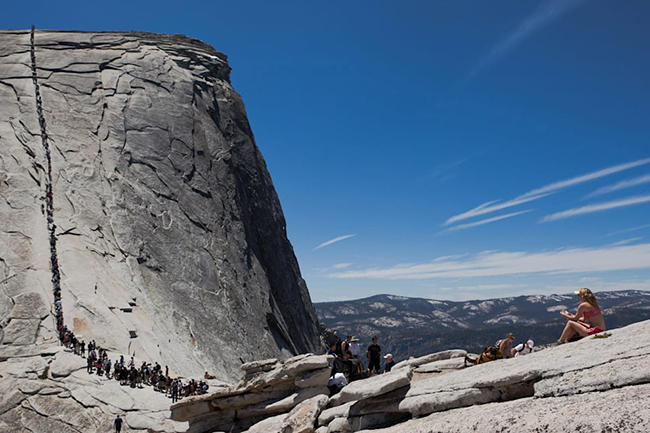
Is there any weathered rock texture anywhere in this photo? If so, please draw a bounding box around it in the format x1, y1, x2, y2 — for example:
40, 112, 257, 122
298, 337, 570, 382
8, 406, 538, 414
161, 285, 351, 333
174, 320, 650, 433
0, 343, 192, 432
0, 29, 321, 380
171, 354, 334, 432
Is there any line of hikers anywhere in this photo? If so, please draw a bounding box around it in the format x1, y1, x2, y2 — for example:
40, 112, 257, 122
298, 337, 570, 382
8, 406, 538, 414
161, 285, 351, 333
58, 326, 210, 401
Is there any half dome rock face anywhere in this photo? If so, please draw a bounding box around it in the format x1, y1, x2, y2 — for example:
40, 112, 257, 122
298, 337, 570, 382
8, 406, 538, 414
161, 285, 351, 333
0, 29, 321, 381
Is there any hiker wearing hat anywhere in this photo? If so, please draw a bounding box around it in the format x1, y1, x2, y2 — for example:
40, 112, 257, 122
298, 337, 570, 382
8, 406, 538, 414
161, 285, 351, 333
383, 353, 395, 373
349, 336, 362, 358
513, 340, 534, 357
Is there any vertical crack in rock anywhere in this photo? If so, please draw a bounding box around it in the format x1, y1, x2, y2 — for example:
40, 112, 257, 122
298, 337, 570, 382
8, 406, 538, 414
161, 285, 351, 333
29, 25, 64, 332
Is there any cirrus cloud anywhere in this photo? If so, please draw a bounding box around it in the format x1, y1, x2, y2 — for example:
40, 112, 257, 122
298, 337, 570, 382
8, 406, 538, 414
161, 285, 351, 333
329, 243, 650, 280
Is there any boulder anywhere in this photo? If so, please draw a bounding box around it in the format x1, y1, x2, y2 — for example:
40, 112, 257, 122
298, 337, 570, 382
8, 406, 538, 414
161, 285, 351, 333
237, 387, 329, 419
2, 356, 49, 379
244, 412, 287, 433
294, 367, 331, 389
392, 350, 466, 371
281, 394, 329, 433
327, 417, 352, 433
26, 394, 97, 430
330, 367, 413, 406
318, 401, 354, 426
244, 355, 333, 390
415, 357, 465, 373
49, 350, 87, 377
125, 412, 168, 432
1, 319, 41, 346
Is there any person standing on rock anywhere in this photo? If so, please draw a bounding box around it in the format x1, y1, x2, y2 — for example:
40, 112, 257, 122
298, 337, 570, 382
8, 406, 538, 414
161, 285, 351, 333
349, 337, 362, 358
557, 288, 606, 344
367, 336, 382, 376
341, 335, 352, 359
114, 414, 123, 433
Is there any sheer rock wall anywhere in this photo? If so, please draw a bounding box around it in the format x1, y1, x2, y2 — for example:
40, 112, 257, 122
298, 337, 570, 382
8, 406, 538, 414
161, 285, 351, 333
0, 29, 321, 381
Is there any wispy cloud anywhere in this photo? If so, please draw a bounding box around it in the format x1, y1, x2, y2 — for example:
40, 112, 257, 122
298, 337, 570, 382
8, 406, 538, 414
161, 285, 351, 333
328, 243, 650, 280
469, 0, 586, 78
423, 158, 469, 182
332, 263, 352, 269
586, 174, 650, 198
447, 210, 531, 232
445, 158, 650, 226
609, 238, 642, 247
606, 224, 650, 237
541, 195, 650, 222
314, 234, 356, 250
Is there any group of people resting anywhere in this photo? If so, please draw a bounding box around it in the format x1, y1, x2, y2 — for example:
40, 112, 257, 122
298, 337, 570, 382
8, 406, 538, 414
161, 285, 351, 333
325, 335, 396, 393
467, 287, 606, 365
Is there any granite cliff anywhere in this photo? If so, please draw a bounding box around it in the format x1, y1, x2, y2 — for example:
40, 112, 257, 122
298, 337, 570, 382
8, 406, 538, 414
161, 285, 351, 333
0, 29, 321, 381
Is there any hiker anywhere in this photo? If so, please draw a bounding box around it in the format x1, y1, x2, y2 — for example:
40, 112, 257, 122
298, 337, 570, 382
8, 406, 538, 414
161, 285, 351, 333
326, 342, 338, 357
105, 358, 112, 378
557, 288, 606, 344
114, 414, 123, 433
498, 333, 516, 358
327, 371, 348, 395
349, 337, 362, 358
341, 335, 352, 359
367, 336, 382, 376
383, 353, 396, 373
465, 344, 503, 366
464, 335, 513, 366
514, 340, 534, 357
171, 379, 179, 403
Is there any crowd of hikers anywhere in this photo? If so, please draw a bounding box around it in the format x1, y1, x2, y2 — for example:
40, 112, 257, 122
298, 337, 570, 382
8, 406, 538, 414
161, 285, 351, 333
58, 326, 212, 402
465, 287, 606, 366
325, 335, 395, 394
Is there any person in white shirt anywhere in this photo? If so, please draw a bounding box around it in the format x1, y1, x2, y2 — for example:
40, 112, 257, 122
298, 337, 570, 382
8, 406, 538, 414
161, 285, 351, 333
514, 339, 534, 357
349, 336, 362, 358
328, 372, 348, 390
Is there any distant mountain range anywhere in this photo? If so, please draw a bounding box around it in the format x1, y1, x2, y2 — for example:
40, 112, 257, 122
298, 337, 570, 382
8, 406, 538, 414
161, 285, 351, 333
314, 290, 650, 361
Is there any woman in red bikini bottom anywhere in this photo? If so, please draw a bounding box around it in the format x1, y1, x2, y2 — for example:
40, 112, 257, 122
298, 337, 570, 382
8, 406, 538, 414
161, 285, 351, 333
557, 287, 606, 344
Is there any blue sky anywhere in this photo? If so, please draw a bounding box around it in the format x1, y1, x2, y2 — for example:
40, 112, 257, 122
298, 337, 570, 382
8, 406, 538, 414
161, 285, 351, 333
5, 1, 649, 302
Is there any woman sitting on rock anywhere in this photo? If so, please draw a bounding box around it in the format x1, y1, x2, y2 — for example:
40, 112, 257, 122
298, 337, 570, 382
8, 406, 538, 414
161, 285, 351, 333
498, 333, 516, 358
557, 287, 606, 344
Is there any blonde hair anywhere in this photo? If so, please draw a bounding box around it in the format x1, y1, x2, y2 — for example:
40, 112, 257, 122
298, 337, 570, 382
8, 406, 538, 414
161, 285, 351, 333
577, 288, 600, 310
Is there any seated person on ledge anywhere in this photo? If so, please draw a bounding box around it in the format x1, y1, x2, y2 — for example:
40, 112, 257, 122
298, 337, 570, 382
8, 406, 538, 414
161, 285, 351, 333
557, 287, 606, 344
499, 333, 516, 359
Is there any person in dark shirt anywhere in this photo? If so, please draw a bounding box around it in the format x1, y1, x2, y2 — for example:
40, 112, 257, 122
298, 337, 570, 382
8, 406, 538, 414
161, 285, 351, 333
114, 415, 123, 432
383, 353, 396, 373
367, 336, 381, 377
